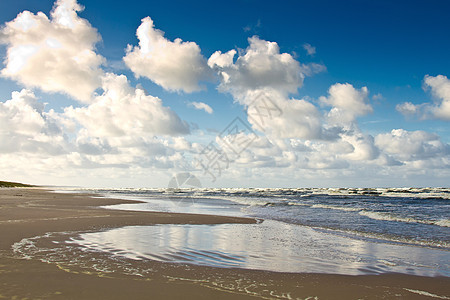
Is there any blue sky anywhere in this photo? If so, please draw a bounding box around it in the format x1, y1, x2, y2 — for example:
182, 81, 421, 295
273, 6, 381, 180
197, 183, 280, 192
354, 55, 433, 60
0, 0, 449, 187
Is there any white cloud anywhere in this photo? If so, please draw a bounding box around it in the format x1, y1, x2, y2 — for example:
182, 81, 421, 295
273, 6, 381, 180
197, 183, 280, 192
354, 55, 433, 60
396, 101, 419, 116
0, 0, 104, 102
302, 43, 316, 56
0, 89, 68, 154
321, 83, 373, 126
209, 37, 328, 140
397, 75, 450, 121
372, 93, 384, 101
124, 17, 211, 93
208, 39, 373, 149
65, 73, 190, 137
0, 87, 195, 182
245, 90, 324, 139
300, 62, 327, 77
0, 89, 44, 136
188, 101, 213, 114
208, 50, 236, 69
0, 3, 199, 182
208, 119, 446, 185
1, 1, 449, 187
340, 132, 379, 161
424, 75, 450, 120
207, 79, 384, 176
214, 127, 380, 173
375, 129, 450, 162
209, 36, 305, 96
2, 85, 448, 186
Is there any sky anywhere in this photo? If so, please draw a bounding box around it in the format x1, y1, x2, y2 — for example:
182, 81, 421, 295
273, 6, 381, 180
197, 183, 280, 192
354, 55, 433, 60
0, 0, 449, 188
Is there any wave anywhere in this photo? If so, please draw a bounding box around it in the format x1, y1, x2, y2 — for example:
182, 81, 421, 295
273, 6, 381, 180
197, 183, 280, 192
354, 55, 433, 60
359, 211, 450, 228
403, 288, 450, 299
312, 226, 450, 249
311, 204, 360, 212
60, 187, 450, 201
435, 219, 450, 228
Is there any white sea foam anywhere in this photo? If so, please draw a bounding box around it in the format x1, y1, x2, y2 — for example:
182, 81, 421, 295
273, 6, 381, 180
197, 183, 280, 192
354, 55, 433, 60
359, 211, 450, 228
435, 219, 450, 228
404, 288, 450, 299
60, 187, 449, 251
380, 188, 450, 200
62, 187, 450, 201
201, 195, 271, 206
313, 226, 450, 249
311, 204, 360, 212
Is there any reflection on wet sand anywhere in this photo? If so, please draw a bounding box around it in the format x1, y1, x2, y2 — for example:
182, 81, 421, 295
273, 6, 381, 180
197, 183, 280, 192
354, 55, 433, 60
71, 220, 449, 276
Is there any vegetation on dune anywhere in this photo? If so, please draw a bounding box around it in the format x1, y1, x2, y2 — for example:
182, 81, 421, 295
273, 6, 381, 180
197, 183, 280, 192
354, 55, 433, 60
0, 181, 35, 187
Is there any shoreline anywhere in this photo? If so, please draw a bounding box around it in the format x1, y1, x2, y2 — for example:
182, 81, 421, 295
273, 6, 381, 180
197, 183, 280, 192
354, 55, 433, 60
1, 188, 449, 299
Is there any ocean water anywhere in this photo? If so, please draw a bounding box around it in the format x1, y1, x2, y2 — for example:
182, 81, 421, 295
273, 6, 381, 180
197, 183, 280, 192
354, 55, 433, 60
41, 187, 449, 276
92, 187, 450, 249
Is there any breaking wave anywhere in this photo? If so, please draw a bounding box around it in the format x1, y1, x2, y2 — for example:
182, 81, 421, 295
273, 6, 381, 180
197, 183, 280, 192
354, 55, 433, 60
359, 211, 450, 228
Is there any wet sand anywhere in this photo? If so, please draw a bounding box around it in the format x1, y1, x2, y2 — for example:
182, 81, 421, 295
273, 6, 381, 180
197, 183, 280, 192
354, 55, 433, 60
0, 188, 449, 299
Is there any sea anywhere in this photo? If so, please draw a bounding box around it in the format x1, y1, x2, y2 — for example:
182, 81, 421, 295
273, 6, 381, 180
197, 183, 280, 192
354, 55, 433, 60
14, 187, 450, 278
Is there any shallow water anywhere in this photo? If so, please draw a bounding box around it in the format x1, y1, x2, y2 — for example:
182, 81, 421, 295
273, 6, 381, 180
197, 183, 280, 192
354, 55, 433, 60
52, 187, 450, 276
68, 220, 450, 276
83, 188, 450, 248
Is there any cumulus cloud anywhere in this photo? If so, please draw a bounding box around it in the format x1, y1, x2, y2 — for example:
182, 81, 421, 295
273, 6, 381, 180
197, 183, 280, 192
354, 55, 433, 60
321, 83, 373, 126
214, 127, 380, 174
1, 0, 449, 187
424, 75, 450, 120
375, 129, 450, 162
0, 87, 194, 180
65, 73, 190, 137
0, 2, 198, 182
208, 38, 371, 146
208, 37, 329, 139
209, 80, 383, 178
244, 89, 323, 139
397, 75, 450, 121
396, 101, 419, 117
207, 49, 236, 69
0, 89, 44, 136
209, 36, 305, 96
0, 0, 104, 102
315, 84, 380, 163
188, 101, 213, 114
124, 17, 211, 93
0, 89, 67, 154
340, 133, 379, 161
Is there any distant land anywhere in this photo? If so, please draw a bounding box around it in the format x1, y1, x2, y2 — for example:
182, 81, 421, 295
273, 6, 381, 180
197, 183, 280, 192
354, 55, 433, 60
0, 181, 35, 187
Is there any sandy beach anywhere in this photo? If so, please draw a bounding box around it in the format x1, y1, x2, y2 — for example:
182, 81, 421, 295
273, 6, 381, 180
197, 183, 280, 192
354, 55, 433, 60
0, 188, 449, 299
